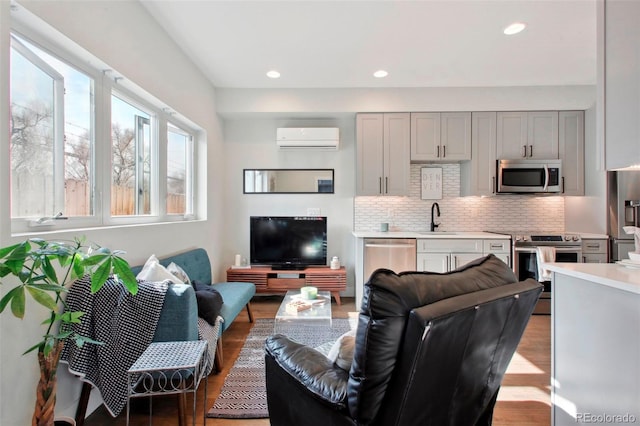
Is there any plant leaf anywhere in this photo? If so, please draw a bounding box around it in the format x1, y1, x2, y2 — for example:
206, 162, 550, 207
60, 311, 84, 324
41, 256, 59, 285
0, 286, 25, 316
26, 287, 58, 311
27, 283, 67, 293
0, 243, 21, 260
23, 341, 44, 355
112, 256, 138, 295
81, 253, 109, 267
91, 259, 112, 293
10, 286, 26, 318
73, 334, 104, 348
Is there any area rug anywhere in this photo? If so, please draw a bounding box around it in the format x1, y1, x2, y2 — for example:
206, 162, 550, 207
207, 317, 354, 419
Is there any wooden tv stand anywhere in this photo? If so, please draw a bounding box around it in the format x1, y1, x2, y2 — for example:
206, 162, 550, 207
226, 266, 347, 305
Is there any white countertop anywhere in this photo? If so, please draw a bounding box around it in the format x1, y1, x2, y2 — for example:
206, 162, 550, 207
546, 262, 640, 295
352, 231, 511, 239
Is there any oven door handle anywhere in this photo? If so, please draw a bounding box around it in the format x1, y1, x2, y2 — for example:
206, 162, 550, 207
514, 246, 582, 253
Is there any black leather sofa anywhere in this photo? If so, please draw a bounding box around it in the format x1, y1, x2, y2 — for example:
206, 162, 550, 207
264, 254, 542, 426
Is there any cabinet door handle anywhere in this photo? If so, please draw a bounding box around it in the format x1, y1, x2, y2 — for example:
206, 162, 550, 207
522, 145, 527, 157
437, 145, 440, 158
492, 176, 495, 194
445, 255, 450, 271
528, 145, 533, 157
442, 145, 446, 158
379, 177, 382, 194
586, 244, 600, 249
562, 176, 565, 193
385, 177, 388, 194
490, 243, 503, 249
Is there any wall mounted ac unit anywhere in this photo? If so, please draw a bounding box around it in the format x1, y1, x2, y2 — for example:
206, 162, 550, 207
276, 127, 339, 150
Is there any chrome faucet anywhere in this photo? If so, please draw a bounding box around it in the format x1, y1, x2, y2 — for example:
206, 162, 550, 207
430, 202, 440, 232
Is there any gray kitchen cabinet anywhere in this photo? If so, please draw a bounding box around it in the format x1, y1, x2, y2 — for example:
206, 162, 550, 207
416, 239, 484, 272
460, 112, 497, 196
411, 112, 471, 162
496, 111, 558, 159
483, 239, 511, 267
603, 0, 640, 169
582, 238, 608, 263
356, 113, 410, 196
559, 111, 585, 196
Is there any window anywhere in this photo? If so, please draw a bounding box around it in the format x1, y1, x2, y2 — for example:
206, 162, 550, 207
111, 95, 153, 216
9, 26, 200, 233
10, 34, 94, 219
167, 123, 194, 215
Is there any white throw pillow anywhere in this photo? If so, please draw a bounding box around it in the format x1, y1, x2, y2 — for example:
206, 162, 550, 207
136, 254, 184, 284
167, 262, 191, 285
326, 329, 357, 371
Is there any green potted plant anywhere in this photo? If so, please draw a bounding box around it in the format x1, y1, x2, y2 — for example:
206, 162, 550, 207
0, 237, 138, 426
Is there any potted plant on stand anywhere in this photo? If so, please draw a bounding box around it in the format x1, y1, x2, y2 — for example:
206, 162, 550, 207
0, 237, 138, 426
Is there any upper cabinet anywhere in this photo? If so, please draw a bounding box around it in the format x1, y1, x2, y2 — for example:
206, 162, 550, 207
603, 0, 640, 169
356, 113, 410, 196
497, 111, 559, 159
460, 112, 497, 197
411, 112, 471, 162
559, 111, 585, 196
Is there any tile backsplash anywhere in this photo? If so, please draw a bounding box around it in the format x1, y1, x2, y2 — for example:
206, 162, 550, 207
354, 164, 565, 233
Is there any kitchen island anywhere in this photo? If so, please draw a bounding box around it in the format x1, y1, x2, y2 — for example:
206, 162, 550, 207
545, 263, 640, 426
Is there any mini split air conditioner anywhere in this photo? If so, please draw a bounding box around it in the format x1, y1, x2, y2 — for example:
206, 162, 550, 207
276, 127, 339, 150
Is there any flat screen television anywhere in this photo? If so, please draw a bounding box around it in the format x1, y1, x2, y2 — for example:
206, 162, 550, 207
250, 216, 327, 270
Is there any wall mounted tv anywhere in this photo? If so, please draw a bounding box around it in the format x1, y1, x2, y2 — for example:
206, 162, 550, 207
250, 216, 327, 270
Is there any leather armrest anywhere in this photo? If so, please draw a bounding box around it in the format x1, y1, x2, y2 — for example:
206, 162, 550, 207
265, 334, 349, 407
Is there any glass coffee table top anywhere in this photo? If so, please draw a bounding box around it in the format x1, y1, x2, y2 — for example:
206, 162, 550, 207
274, 290, 332, 346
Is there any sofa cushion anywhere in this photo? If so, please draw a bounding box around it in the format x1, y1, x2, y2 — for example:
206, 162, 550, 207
212, 282, 256, 332
136, 254, 184, 284
167, 261, 191, 285
347, 254, 518, 424
327, 329, 357, 371
192, 280, 224, 325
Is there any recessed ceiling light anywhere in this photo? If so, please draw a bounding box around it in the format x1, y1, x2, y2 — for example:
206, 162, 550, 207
503, 22, 526, 35
266, 70, 281, 79
373, 70, 388, 78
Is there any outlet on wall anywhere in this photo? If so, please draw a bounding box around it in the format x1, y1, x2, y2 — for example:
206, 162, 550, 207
307, 207, 321, 216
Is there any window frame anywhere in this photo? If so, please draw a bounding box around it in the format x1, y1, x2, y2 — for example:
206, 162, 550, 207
9, 21, 201, 234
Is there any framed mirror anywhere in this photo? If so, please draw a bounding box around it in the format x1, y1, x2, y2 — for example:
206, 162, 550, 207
243, 169, 334, 194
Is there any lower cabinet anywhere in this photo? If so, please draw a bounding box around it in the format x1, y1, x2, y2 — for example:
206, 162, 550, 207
582, 238, 609, 263
417, 238, 512, 272
416, 239, 484, 272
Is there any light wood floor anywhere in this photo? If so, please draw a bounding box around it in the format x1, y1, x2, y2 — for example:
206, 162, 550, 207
86, 296, 551, 425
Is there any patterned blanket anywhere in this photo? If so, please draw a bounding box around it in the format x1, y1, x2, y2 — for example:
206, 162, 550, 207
60, 276, 169, 417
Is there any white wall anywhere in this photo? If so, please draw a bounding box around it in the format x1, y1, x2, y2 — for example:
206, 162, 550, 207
216, 85, 596, 117
221, 118, 355, 294
0, 1, 222, 424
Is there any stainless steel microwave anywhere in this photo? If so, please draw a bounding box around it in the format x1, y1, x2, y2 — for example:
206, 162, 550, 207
497, 159, 562, 194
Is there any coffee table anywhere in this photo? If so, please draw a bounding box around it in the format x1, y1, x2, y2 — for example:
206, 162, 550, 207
274, 290, 333, 346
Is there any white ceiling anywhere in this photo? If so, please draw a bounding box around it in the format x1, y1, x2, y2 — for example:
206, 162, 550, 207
141, 0, 597, 89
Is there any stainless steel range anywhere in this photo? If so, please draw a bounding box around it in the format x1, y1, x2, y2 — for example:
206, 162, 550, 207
512, 232, 583, 315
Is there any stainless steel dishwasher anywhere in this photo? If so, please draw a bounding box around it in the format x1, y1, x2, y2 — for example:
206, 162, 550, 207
364, 238, 417, 282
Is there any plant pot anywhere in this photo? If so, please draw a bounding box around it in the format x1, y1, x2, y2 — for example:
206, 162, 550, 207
54, 416, 76, 426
